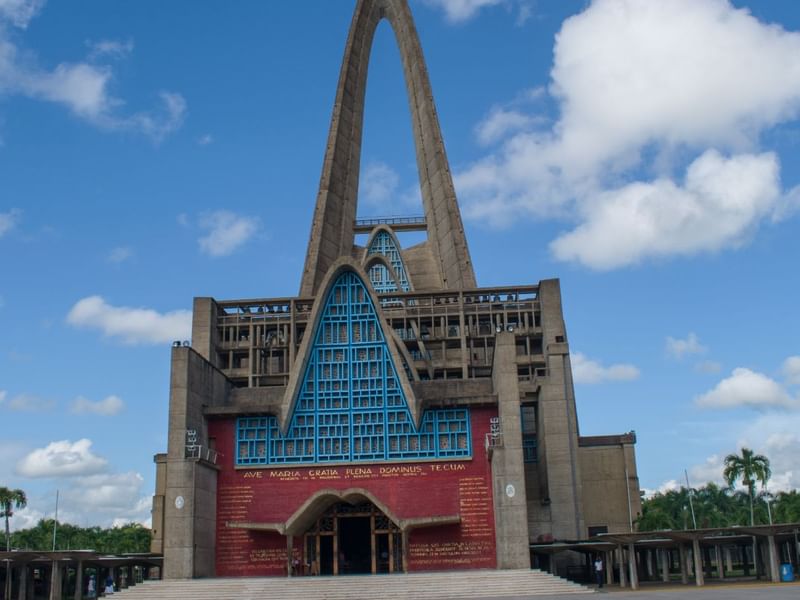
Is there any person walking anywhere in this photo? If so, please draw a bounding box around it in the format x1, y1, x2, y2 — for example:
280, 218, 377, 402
594, 556, 604, 588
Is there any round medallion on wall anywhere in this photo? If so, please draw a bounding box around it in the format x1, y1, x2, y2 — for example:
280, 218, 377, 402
175, 495, 185, 509
505, 484, 516, 498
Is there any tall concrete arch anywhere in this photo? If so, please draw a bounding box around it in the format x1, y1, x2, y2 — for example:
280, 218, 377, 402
299, 0, 477, 297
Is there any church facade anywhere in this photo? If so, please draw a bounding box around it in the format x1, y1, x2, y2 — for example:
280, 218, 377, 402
150, 0, 641, 579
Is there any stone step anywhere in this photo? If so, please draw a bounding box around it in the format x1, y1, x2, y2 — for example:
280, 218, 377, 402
113, 569, 594, 599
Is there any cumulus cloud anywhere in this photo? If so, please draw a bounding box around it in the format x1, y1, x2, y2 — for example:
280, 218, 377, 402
16, 439, 108, 478
782, 356, 800, 386
0, 208, 21, 237
70, 395, 124, 416
456, 0, 800, 267
66, 295, 191, 344
695, 367, 797, 410
0, 392, 55, 412
550, 151, 781, 269
666, 332, 708, 359
571, 352, 640, 384
0, 4, 185, 142
61, 472, 149, 523
475, 107, 540, 146
197, 210, 260, 257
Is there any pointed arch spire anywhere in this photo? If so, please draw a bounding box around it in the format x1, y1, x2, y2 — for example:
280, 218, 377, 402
299, 0, 476, 297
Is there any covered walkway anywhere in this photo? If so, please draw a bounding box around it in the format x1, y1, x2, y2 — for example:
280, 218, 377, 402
531, 523, 800, 590
0, 551, 162, 600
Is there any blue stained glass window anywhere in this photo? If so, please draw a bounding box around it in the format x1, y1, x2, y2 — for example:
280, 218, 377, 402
367, 231, 410, 293
235, 271, 471, 465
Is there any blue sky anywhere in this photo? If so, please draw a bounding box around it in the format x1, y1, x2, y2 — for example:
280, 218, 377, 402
1, 0, 799, 529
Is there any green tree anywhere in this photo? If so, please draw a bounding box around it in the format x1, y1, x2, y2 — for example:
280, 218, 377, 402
11, 519, 151, 554
723, 447, 771, 526
0, 486, 27, 551
773, 490, 800, 524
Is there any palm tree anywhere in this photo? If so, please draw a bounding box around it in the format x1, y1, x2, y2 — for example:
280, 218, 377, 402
723, 448, 771, 526
0, 487, 27, 551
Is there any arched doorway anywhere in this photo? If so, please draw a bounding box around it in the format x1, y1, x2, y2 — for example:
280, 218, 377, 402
304, 501, 403, 575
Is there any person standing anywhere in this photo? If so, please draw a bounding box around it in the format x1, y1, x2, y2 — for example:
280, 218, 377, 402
594, 556, 604, 588
87, 574, 96, 598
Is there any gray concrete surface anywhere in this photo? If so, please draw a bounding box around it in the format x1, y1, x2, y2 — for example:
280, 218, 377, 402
473, 581, 800, 599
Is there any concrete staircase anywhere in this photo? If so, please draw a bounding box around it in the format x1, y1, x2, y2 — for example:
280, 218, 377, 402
114, 569, 594, 599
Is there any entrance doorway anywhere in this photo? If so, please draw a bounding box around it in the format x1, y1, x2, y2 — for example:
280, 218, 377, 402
304, 501, 403, 575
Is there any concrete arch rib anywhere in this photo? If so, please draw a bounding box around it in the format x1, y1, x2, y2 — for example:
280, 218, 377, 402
299, 0, 476, 297
283, 487, 460, 536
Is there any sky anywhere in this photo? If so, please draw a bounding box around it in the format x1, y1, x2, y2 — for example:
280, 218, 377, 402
1, 0, 799, 530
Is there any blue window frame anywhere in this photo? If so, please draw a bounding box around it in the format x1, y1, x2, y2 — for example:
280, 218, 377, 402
367, 231, 410, 293
235, 271, 470, 466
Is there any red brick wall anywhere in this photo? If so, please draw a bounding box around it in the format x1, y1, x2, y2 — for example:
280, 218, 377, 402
209, 406, 498, 576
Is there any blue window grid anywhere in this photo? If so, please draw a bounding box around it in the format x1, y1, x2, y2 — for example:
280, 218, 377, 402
235, 271, 470, 466
367, 231, 410, 293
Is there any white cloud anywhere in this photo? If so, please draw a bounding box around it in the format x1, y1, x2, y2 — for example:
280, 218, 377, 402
0, 208, 20, 237
358, 161, 422, 215
70, 395, 125, 416
197, 133, 213, 146
571, 352, 639, 384
360, 162, 399, 210
0, 6, 185, 142
549, 150, 781, 270
475, 107, 539, 146
456, 0, 800, 267
62, 472, 145, 513
0, 392, 55, 412
107, 246, 133, 264
666, 332, 708, 359
197, 210, 260, 257
0, 0, 43, 28
16, 439, 108, 478
695, 367, 796, 410
422, 0, 503, 23
66, 295, 191, 344
688, 454, 725, 487
87, 38, 134, 61
782, 356, 800, 386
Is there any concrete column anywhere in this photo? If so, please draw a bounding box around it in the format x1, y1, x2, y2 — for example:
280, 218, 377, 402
490, 331, 531, 569
725, 547, 733, 573
17, 565, 28, 600
767, 535, 780, 583
401, 530, 409, 574
661, 548, 670, 582
48, 562, 62, 600
4, 563, 11, 600
628, 543, 639, 590
618, 546, 627, 588
646, 549, 654, 579
605, 550, 613, 586
679, 544, 688, 585
692, 538, 705, 586
286, 535, 294, 578
74, 561, 84, 600
715, 545, 724, 580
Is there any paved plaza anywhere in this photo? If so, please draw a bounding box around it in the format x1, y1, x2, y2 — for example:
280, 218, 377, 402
473, 581, 800, 599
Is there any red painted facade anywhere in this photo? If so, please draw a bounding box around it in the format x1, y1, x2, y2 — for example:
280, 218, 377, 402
209, 406, 498, 576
